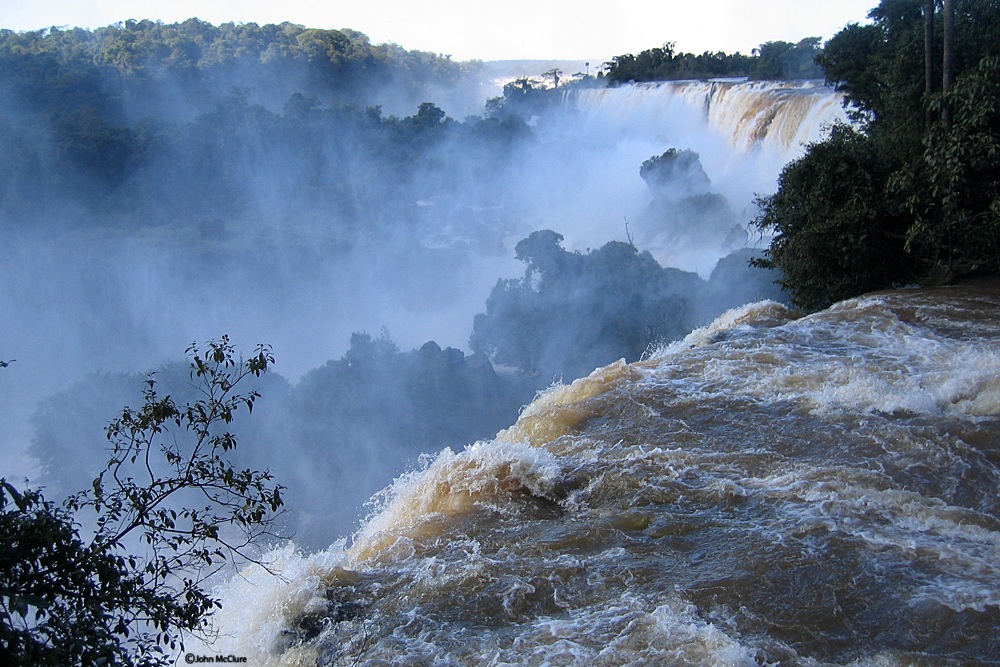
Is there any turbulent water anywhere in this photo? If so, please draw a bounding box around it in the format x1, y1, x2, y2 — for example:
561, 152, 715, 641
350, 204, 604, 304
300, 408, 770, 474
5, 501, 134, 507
205, 280, 1000, 665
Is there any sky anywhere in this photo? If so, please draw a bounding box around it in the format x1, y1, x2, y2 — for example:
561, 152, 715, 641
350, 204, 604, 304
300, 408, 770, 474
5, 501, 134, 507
5, 0, 876, 62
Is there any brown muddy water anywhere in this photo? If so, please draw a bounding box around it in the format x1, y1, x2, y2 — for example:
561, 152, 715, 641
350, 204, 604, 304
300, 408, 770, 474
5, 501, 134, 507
204, 281, 1000, 666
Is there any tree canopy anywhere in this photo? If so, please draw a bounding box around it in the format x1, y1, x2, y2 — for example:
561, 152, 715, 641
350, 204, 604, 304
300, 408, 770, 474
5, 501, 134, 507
602, 37, 823, 84
471, 231, 737, 381
0, 20, 514, 235
752, 0, 1000, 310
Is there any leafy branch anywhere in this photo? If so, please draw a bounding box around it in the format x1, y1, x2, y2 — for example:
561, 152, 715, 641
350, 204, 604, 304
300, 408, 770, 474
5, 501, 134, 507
2, 337, 286, 666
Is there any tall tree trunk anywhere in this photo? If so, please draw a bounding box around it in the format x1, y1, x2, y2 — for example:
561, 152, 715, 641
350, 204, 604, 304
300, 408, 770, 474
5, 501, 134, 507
924, 0, 935, 126
943, 0, 956, 125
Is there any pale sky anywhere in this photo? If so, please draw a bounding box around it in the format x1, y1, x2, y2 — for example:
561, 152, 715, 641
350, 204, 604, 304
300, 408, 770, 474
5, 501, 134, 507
4, 0, 876, 62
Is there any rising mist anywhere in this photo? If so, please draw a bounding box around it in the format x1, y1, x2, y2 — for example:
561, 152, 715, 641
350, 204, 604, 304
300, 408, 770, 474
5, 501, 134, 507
0, 22, 843, 548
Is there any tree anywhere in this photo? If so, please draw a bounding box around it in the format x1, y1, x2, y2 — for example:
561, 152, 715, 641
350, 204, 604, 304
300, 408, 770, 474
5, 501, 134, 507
0, 337, 285, 666
758, 0, 1000, 310
749, 38, 824, 80
603, 43, 754, 83
924, 0, 936, 92
943, 0, 955, 124
815, 22, 889, 124
471, 231, 701, 381
899, 56, 1000, 281
541, 68, 561, 88
485, 77, 552, 119
750, 124, 915, 312
639, 148, 711, 198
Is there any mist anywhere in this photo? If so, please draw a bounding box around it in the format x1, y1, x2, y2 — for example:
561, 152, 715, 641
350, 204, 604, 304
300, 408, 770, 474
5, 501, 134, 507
0, 23, 844, 549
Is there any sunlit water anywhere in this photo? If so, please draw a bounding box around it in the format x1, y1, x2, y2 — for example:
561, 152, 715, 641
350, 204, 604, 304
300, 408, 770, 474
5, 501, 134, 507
203, 280, 1000, 665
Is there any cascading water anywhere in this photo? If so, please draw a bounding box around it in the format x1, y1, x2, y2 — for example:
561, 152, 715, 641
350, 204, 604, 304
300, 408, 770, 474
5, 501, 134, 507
202, 280, 1000, 665
571, 79, 848, 163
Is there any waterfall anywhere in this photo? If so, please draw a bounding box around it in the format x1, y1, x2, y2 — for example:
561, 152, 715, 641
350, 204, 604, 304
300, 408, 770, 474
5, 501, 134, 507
535, 79, 848, 274
571, 79, 848, 163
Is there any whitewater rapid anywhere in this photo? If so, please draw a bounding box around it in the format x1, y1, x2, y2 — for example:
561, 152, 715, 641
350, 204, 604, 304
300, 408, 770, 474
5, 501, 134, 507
202, 280, 1000, 665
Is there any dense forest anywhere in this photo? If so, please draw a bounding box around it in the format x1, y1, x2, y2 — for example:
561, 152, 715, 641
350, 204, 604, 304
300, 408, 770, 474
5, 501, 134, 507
752, 0, 1000, 310
0, 18, 469, 113
602, 37, 825, 84
0, 20, 534, 240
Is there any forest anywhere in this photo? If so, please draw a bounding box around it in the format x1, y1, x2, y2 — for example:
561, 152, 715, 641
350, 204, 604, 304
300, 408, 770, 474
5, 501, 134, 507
0, 20, 528, 237
602, 37, 825, 83
752, 0, 1000, 310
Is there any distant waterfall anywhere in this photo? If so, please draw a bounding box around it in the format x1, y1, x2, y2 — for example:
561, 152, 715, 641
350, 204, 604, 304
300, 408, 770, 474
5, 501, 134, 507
538, 79, 846, 274
570, 79, 848, 164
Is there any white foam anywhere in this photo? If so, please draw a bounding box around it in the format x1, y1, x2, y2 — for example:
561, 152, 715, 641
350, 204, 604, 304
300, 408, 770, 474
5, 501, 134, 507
485, 595, 758, 666
645, 294, 1000, 418
349, 439, 564, 563
197, 543, 348, 664
651, 299, 796, 355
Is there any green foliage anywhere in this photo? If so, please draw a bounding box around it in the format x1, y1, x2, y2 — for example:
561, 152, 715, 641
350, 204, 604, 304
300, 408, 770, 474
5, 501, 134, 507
755, 0, 1000, 310
485, 77, 559, 119
0, 19, 464, 89
603, 37, 823, 84
749, 38, 825, 80
0, 20, 489, 225
1, 338, 284, 665
817, 6, 925, 136
816, 23, 893, 125
898, 55, 1000, 280
604, 43, 755, 83
0, 480, 144, 666
751, 125, 914, 311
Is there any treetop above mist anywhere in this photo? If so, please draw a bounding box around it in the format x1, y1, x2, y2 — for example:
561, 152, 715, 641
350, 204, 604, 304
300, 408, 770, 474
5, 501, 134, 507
470, 230, 782, 382
601, 37, 825, 84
